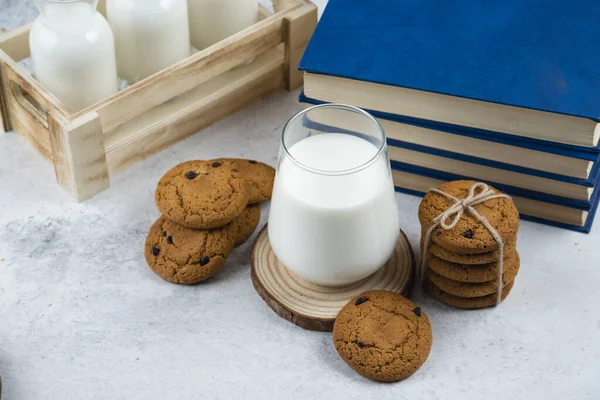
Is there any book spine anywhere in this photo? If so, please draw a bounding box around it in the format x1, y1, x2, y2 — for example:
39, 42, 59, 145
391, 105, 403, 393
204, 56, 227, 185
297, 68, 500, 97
390, 161, 598, 210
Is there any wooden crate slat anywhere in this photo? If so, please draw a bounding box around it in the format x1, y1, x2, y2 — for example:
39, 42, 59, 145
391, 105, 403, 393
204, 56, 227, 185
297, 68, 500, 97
1, 53, 70, 116
0, 62, 10, 133
49, 111, 110, 201
1, 59, 54, 159
104, 48, 285, 175
97, 0, 107, 17
283, 2, 318, 90
5, 95, 52, 161
274, 0, 303, 12
0, 0, 316, 201
0, 29, 9, 132
73, 4, 302, 133
0, 23, 31, 62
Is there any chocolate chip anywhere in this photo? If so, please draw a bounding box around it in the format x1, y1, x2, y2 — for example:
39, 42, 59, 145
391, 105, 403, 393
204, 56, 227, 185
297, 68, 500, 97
161, 231, 167, 237
357, 341, 366, 348
167, 236, 173, 244
249, 160, 257, 164
461, 229, 474, 239
151, 247, 160, 256
185, 171, 197, 180
199, 256, 210, 266
232, 169, 239, 173
355, 297, 368, 306
412, 307, 421, 317
211, 162, 221, 168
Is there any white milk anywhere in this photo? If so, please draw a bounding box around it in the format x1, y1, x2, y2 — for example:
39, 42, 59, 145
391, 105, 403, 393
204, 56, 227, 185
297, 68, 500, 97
107, 0, 190, 83
268, 134, 400, 286
188, 0, 258, 50
30, 1, 118, 112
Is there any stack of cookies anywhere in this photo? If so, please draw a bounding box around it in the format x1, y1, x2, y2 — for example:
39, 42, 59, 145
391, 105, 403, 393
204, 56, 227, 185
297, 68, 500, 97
418, 180, 521, 309
145, 159, 275, 284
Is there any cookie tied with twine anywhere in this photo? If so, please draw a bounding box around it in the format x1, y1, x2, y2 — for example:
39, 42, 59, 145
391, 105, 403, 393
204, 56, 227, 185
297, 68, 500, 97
418, 180, 520, 305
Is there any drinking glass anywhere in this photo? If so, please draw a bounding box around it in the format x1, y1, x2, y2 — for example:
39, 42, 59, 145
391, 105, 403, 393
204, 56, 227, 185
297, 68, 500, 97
268, 104, 400, 286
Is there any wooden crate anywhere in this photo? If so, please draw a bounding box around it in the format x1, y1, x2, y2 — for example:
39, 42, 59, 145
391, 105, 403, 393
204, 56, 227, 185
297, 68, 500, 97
0, 0, 317, 201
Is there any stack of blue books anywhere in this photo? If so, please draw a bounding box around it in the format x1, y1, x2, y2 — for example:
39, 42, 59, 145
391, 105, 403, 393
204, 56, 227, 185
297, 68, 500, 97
298, 0, 600, 232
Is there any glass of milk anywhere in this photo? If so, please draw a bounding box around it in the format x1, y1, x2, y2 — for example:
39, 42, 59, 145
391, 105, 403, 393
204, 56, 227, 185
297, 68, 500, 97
268, 104, 400, 286
30, 0, 119, 112
107, 0, 190, 83
187, 0, 258, 50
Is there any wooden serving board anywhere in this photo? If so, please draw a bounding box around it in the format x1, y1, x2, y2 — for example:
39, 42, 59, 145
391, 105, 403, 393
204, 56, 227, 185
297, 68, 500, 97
251, 226, 415, 331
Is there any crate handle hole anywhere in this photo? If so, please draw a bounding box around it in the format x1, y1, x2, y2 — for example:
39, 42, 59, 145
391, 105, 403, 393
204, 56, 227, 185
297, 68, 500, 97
10, 82, 48, 124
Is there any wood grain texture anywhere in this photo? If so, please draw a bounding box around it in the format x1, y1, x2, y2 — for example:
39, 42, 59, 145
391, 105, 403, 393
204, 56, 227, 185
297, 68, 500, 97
72, 3, 301, 132
1, 53, 70, 116
48, 111, 109, 202
0, 29, 9, 133
104, 48, 285, 175
251, 226, 415, 332
0, 23, 31, 62
0, 1, 316, 201
283, 2, 318, 90
273, 0, 303, 12
0, 63, 11, 133
1, 58, 53, 159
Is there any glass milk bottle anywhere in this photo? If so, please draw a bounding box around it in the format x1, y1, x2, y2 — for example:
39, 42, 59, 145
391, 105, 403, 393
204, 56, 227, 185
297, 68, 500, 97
29, 0, 119, 112
188, 0, 258, 50
268, 104, 400, 286
107, 0, 191, 83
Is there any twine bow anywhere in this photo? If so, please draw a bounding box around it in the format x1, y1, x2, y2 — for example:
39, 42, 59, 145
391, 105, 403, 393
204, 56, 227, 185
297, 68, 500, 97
421, 182, 512, 305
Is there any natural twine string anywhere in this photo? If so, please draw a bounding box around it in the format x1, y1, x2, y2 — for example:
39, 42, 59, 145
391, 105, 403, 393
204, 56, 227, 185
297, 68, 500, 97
421, 182, 512, 305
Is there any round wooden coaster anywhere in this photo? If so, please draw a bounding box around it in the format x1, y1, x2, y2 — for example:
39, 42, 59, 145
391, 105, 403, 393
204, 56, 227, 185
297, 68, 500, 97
251, 226, 415, 332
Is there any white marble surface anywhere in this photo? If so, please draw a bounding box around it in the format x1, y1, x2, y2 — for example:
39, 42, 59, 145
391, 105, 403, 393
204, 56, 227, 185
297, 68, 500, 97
1, 1, 600, 399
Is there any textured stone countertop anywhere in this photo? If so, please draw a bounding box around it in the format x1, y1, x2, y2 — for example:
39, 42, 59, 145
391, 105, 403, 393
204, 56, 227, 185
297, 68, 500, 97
1, 1, 599, 399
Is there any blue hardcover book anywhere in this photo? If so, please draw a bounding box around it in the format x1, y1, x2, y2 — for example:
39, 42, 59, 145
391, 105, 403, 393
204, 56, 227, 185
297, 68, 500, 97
300, 92, 600, 162
300, 96, 600, 187
392, 165, 600, 233
299, 0, 600, 148
390, 161, 600, 211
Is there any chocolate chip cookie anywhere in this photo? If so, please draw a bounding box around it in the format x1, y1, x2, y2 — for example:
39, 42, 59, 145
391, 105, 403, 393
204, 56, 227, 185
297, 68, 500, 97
418, 180, 520, 254
229, 205, 261, 247
424, 278, 515, 309
144, 216, 235, 284
425, 235, 517, 265
427, 255, 519, 298
333, 291, 432, 382
155, 160, 249, 229
211, 158, 275, 204
428, 250, 520, 283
